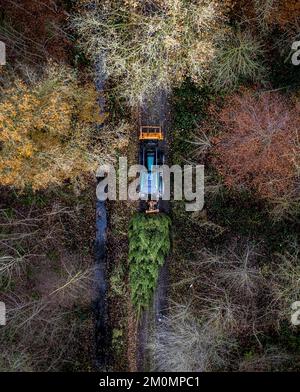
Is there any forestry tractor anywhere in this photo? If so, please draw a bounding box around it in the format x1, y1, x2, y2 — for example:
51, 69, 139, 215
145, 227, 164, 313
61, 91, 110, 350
139, 125, 165, 214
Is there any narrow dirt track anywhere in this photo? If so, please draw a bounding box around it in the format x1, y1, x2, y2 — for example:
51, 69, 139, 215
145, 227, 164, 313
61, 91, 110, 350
94, 52, 171, 370
94, 54, 110, 370
137, 89, 171, 371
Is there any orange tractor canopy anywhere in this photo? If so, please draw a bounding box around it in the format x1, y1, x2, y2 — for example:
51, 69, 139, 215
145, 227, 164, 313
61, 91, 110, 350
139, 125, 163, 141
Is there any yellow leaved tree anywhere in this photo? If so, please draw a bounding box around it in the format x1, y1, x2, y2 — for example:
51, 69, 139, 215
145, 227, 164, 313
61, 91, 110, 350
0, 64, 104, 190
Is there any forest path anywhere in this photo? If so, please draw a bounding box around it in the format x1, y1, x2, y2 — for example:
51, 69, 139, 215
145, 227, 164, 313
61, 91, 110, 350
94, 54, 110, 370
136, 89, 171, 371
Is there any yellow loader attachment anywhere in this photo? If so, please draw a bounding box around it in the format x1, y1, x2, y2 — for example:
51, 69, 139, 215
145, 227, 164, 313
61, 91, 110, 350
139, 126, 163, 141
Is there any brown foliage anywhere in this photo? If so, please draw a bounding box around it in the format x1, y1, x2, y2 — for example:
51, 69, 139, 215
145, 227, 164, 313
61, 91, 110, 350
268, 0, 300, 29
212, 89, 299, 200
0, 0, 71, 66
234, 0, 300, 30
0, 188, 96, 371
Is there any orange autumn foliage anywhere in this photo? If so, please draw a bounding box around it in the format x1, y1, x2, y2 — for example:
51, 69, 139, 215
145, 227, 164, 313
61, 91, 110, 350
212, 90, 300, 200
0, 64, 104, 190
